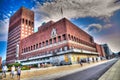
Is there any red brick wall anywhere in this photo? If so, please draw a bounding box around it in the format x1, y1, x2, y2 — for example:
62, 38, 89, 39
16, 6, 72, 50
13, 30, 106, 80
7, 7, 34, 64
95, 43, 105, 57
65, 18, 94, 43
19, 18, 97, 59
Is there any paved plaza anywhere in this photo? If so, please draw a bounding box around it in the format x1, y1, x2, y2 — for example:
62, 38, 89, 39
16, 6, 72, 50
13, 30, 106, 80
0, 58, 119, 80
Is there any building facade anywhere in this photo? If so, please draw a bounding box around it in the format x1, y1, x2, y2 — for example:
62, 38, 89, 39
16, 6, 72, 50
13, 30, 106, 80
7, 7, 104, 65
102, 44, 113, 59
6, 7, 34, 64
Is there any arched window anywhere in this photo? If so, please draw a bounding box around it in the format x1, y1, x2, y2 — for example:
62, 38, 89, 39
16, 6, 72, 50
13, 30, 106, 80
54, 37, 56, 43
68, 34, 71, 40
34, 45, 35, 50
58, 36, 61, 42
26, 19, 28, 25
49, 39, 52, 44
31, 46, 33, 50
29, 21, 31, 26
62, 34, 66, 40
22, 18, 24, 24
46, 40, 48, 45
36, 44, 38, 49
39, 43, 41, 48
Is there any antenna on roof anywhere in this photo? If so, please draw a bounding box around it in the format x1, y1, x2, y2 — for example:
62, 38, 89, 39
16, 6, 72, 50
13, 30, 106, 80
60, 6, 63, 18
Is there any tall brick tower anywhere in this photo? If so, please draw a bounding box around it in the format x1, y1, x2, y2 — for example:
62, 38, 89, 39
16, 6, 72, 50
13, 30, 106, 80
6, 7, 34, 64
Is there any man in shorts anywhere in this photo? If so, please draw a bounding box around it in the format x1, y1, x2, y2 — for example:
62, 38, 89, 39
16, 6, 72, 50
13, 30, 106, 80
17, 66, 21, 80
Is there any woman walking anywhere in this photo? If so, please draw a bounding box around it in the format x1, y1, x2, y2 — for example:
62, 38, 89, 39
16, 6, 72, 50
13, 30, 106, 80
10, 65, 15, 78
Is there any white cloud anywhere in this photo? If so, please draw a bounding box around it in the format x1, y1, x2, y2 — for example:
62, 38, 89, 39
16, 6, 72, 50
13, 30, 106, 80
0, 19, 9, 41
32, 0, 120, 28
86, 24, 102, 33
94, 33, 120, 52
103, 24, 112, 28
86, 23, 113, 33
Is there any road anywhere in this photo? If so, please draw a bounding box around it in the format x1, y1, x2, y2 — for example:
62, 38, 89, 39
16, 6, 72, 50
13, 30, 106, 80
56, 59, 117, 80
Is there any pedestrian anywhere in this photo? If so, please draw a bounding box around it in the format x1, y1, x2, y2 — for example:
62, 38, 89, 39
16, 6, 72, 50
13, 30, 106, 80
96, 57, 98, 62
17, 66, 21, 80
2, 65, 8, 78
79, 59, 83, 66
87, 57, 90, 64
10, 65, 15, 78
92, 57, 94, 63
38, 63, 40, 68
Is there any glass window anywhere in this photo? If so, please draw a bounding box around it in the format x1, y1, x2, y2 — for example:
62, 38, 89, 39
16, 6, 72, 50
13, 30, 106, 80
46, 40, 48, 45
58, 36, 61, 42
36, 44, 38, 49
34, 45, 35, 50
22, 18, 24, 24
62, 34, 66, 40
39, 43, 41, 48
50, 39, 52, 44
26, 20, 28, 25
54, 38, 56, 43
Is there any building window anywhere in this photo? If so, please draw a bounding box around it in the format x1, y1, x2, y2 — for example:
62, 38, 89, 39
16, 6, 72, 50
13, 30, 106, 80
50, 51, 53, 54
29, 21, 31, 26
22, 18, 24, 24
36, 44, 38, 49
60, 48, 62, 51
24, 48, 25, 52
71, 36, 73, 41
32, 22, 34, 26
31, 46, 32, 50
64, 46, 68, 51
38, 43, 40, 48
68, 34, 71, 40
26, 19, 28, 25
54, 37, 56, 43
74, 37, 76, 41
58, 36, 61, 42
46, 40, 48, 46
49, 39, 52, 44
42, 42, 44, 47
22, 49, 24, 53
29, 47, 30, 51
62, 34, 66, 40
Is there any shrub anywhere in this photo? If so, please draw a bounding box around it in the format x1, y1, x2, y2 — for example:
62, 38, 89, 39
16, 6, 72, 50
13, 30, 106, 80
21, 65, 30, 70
7, 62, 22, 68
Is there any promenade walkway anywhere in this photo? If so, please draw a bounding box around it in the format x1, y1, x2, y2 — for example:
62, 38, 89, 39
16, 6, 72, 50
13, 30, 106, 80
0, 58, 117, 80
99, 59, 120, 80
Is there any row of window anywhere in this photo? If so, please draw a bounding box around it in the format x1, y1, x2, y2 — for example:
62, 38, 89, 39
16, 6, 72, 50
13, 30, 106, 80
22, 18, 34, 26
22, 34, 66, 53
68, 34, 95, 48
21, 45, 96, 60
21, 46, 69, 60
21, 57, 50, 63
22, 34, 95, 53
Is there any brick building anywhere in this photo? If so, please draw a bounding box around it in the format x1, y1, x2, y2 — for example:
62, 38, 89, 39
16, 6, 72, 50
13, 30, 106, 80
6, 7, 34, 64
7, 7, 104, 65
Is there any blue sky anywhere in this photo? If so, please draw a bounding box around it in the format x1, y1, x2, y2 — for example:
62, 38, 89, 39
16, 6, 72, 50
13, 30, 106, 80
0, 0, 120, 61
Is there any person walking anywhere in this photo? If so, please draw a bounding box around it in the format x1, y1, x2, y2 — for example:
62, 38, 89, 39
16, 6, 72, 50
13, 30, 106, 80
87, 57, 90, 64
92, 57, 94, 63
10, 65, 15, 78
2, 65, 8, 78
17, 66, 21, 80
79, 59, 83, 67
